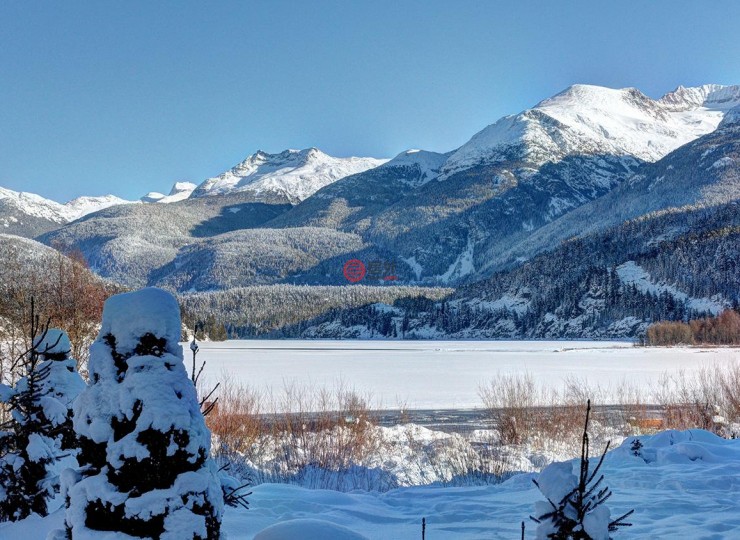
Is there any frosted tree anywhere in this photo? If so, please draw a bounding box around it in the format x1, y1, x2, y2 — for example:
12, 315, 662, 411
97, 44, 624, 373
530, 401, 633, 540
58, 287, 223, 539
0, 305, 82, 522
31, 328, 86, 451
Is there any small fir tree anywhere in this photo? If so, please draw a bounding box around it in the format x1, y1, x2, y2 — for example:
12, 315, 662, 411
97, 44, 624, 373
530, 401, 634, 539
0, 304, 81, 521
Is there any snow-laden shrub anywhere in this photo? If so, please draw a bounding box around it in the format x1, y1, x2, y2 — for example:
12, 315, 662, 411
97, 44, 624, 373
58, 287, 223, 539
0, 324, 84, 522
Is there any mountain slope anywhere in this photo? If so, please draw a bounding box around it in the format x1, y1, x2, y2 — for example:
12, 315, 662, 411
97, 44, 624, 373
191, 148, 387, 203
271, 200, 740, 339
39, 192, 293, 288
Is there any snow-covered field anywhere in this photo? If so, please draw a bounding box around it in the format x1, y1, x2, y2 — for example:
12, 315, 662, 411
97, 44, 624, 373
4, 429, 739, 539
193, 340, 739, 410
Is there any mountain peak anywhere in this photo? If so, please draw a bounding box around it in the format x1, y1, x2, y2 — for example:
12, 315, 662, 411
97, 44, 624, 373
168, 181, 197, 197
380, 149, 449, 186
658, 84, 740, 111
141, 181, 196, 204
63, 194, 132, 220
191, 148, 387, 202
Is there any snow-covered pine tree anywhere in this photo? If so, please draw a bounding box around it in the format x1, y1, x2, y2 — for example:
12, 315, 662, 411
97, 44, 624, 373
0, 306, 81, 521
61, 287, 223, 539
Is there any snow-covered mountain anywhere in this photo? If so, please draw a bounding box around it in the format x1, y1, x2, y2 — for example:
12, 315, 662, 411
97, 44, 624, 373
274, 84, 740, 282
141, 181, 197, 204
439, 83, 740, 179
29, 82, 740, 304
0, 179, 201, 237
190, 148, 387, 203
658, 84, 740, 111
0, 187, 133, 237
488, 103, 740, 272
0, 187, 70, 225
62, 194, 133, 221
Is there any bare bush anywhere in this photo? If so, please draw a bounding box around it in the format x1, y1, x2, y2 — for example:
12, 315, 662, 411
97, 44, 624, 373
479, 372, 537, 445
614, 380, 653, 435
206, 380, 265, 455
207, 380, 383, 487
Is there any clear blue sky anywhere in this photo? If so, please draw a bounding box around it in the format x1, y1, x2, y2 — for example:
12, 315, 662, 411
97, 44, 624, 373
1, 1, 738, 202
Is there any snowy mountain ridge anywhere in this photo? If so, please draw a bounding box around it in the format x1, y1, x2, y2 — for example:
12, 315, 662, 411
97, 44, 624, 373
190, 148, 388, 202
658, 84, 740, 111
62, 194, 134, 221
0, 187, 132, 224
438, 83, 740, 179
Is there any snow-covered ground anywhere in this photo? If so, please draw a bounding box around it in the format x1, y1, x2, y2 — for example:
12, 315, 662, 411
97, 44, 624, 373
191, 340, 739, 410
4, 429, 739, 539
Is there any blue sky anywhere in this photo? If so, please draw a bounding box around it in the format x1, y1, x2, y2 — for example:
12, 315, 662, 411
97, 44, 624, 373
1, 1, 739, 202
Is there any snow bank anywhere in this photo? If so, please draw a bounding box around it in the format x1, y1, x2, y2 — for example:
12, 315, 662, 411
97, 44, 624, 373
1, 428, 739, 539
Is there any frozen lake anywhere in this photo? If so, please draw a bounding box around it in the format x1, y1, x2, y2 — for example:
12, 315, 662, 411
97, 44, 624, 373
191, 340, 740, 410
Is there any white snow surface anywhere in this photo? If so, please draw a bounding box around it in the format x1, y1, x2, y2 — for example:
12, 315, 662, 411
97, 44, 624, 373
440, 83, 740, 179
192, 148, 387, 202
188, 340, 738, 410
3, 429, 740, 539
34, 329, 72, 356
254, 519, 369, 540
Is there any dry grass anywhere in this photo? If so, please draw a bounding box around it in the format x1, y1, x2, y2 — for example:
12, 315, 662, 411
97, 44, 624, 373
478, 362, 740, 449
206, 380, 381, 479
207, 362, 740, 489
